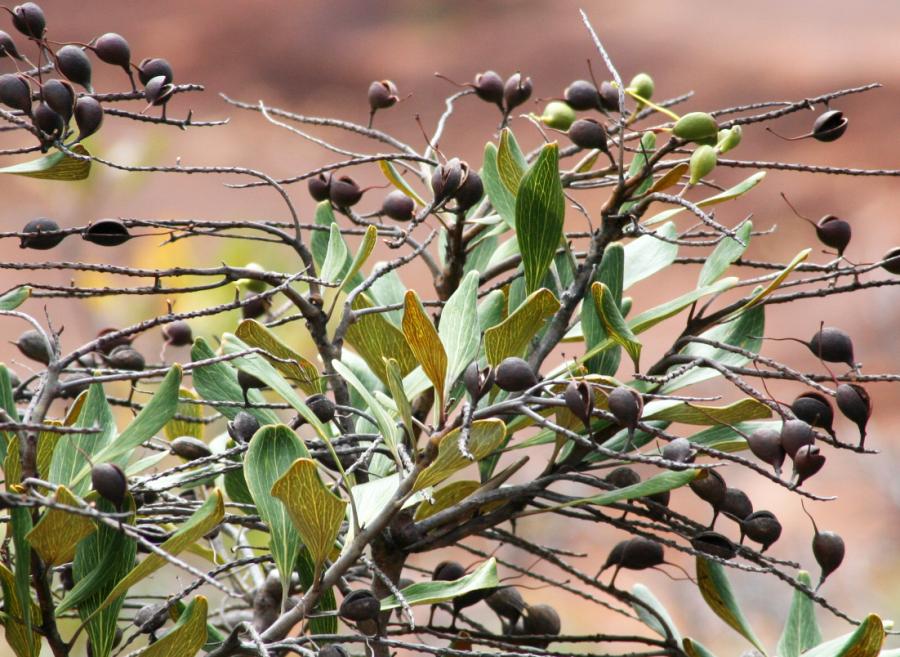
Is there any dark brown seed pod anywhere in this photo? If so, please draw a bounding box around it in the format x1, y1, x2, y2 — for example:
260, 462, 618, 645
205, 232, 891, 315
11, 2, 45, 38
56, 45, 93, 91
94, 32, 131, 69
367, 79, 399, 111
747, 427, 786, 475
880, 247, 900, 275
83, 219, 130, 246
791, 392, 836, 439
464, 362, 494, 400
564, 79, 601, 111
381, 190, 415, 221
780, 419, 815, 459
308, 173, 332, 202
568, 118, 609, 152
13, 329, 51, 364
620, 537, 665, 571
793, 444, 826, 486
59, 563, 74, 590
452, 586, 495, 617
519, 604, 561, 647
453, 166, 483, 212
812, 110, 848, 142
170, 436, 212, 461
95, 327, 132, 355
91, 462, 128, 509
242, 295, 271, 320
237, 370, 268, 404
144, 75, 174, 106
812, 530, 845, 589
564, 380, 593, 429
607, 386, 643, 447
720, 487, 753, 521
227, 411, 260, 443
105, 345, 145, 371
133, 602, 166, 634
306, 393, 336, 424
339, 589, 381, 622
503, 72, 532, 112
433, 560, 466, 581
136, 524, 170, 546
486, 586, 526, 628
32, 102, 64, 139
494, 357, 538, 392
606, 466, 640, 489
162, 320, 193, 347
473, 70, 504, 107
690, 469, 727, 509
328, 175, 363, 208
74, 96, 104, 142
318, 646, 350, 657
431, 157, 464, 205
813, 215, 851, 255
835, 383, 871, 446
740, 510, 782, 551
598, 81, 619, 112
20, 217, 63, 249
0, 73, 31, 114
691, 531, 738, 559
662, 437, 695, 463
807, 326, 854, 367
41, 79, 75, 121
138, 58, 174, 86
0, 31, 22, 60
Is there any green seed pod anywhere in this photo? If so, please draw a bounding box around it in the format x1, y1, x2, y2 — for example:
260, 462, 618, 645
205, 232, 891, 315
673, 112, 718, 143
689, 144, 717, 184
540, 100, 576, 131
237, 262, 268, 293
717, 125, 742, 153
628, 73, 654, 101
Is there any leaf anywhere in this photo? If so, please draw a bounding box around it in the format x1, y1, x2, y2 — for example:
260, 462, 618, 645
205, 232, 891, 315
645, 172, 767, 226
380, 558, 498, 610
379, 159, 426, 206
583, 243, 624, 375
516, 142, 565, 294
321, 223, 351, 284
482, 143, 517, 228
98, 491, 224, 612
9, 503, 32, 649
0, 562, 41, 657
272, 458, 347, 573
295, 548, 338, 635
630, 277, 737, 335
312, 201, 338, 270
26, 485, 96, 565
414, 480, 480, 521
548, 468, 699, 512
235, 319, 321, 394
142, 596, 208, 657
777, 571, 823, 657
736, 248, 810, 313
648, 163, 689, 194
0, 143, 92, 180
345, 293, 418, 383
384, 358, 414, 444
645, 399, 771, 425
0, 364, 19, 460
164, 388, 204, 441
439, 270, 480, 392
414, 419, 506, 491
803, 614, 885, 657
696, 556, 767, 654
484, 288, 559, 365
631, 583, 682, 643
245, 426, 309, 593
623, 221, 679, 290
339, 224, 378, 294
402, 290, 448, 409
683, 638, 721, 657
592, 281, 641, 370
0, 286, 30, 311
699, 220, 753, 287
621, 132, 657, 212
497, 128, 527, 194
333, 359, 400, 461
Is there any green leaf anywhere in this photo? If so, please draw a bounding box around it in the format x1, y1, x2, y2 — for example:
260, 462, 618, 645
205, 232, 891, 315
584, 244, 624, 375
0, 561, 41, 657
484, 288, 559, 366
312, 201, 338, 270
164, 387, 204, 441
0, 364, 18, 460
547, 468, 699, 512
345, 293, 418, 384
235, 319, 322, 394
482, 143, 517, 228
414, 480, 480, 521
272, 458, 347, 573
333, 359, 400, 461
802, 614, 885, 657
26, 485, 96, 566
0, 143, 92, 181
402, 290, 448, 410
295, 548, 338, 635
142, 596, 208, 657
497, 128, 527, 195
8, 503, 34, 657
592, 281, 641, 371
621, 132, 657, 212
321, 223, 351, 284
735, 248, 810, 314
414, 419, 507, 491
645, 172, 767, 226
380, 558, 498, 610
683, 637, 721, 657
630, 277, 737, 335
631, 583, 682, 643
379, 159, 426, 206
384, 357, 414, 445
623, 222, 679, 290
0, 286, 30, 311
699, 220, 753, 287
777, 571, 823, 657
339, 224, 378, 295
439, 270, 480, 392
644, 398, 771, 425
516, 142, 565, 294
696, 556, 767, 654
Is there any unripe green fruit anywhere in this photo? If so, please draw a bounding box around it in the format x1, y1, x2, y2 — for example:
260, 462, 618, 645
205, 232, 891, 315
628, 73, 654, 101
717, 125, 742, 153
673, 112, 718, 142
689, 144, 717, 184
540, 100, 576, 130
238, 263, 267, 293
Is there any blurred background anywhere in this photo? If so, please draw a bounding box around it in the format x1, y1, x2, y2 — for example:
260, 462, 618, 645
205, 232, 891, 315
1, 1, 899, 655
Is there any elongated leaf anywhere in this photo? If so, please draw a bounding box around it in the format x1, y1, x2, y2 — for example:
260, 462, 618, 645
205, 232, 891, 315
379, 159, 426, 206
0, 562, 40, 657
414, 419, 506, 491
312, 201, 337, 270
142, 596, 208, 657
645, 172, 767, 226
631, 277, 737, 335
8, 503, 34, 657
592, 281, 641, 370
497, 128, 527, 194
272, 458, 347, 573
321, 222, 351, 284
699, 220, 753, 287
549, 468, 699, 512
345, 293, 418, 383
802, 614, 885, 657
696, 556, 767, 654
439, 270, 479, 391
516, 142, 565, 294
645, 398, 771, 425
623, 221, 679, 290
621, 132, 657, 212
482, 143, 517, 228
235, 319, 321, 393
584, 243, 624, 375
648, 163, 689, 194
0, 143, 91, 180
683, 638, 721, 657
0, 286, 30, 310
402, 290, 448, 408
164, 387, 204, 441
0, 364, 18, 460
484, 288, 559, 365
333, 359, 400, 460
26, 485, 95, 565
339, 224, 378, 294
380, 558, 498, 609
384, 357, 414, 444
736, 248, 810, 313
631, 583, 682, 643
414, 480, 480, 521
777, 571, 823, 657
295, 548, 338, 635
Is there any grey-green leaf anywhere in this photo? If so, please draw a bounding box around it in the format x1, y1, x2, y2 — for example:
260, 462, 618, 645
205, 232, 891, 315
696, 556, 767, 654
698, 220, 753, 287
631, 583, 682, 643
777, 571, 823, 657
380, 558, 498, 610
439, 270, 480, 392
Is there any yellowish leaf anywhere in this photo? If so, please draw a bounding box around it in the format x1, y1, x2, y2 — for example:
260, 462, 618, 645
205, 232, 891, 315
236, 319, 322, 394
402, 290, 448, 408
415, 419, 506, 491
26, 486, 96, 565
484, 288, 560, 366
345, 294, 417, 384
164, 388, 205, 440
414, 481, 480, 521
141, 596, 208, 657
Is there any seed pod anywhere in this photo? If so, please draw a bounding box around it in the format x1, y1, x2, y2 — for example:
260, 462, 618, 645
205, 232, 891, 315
540, 100, 576, 130
94, 327, 132, 355
835, 383, 871, 446
689, 469, 727, 508
307, 173, 332, 202
598, 81, 619, 112
812, 530, 845, 589
56, 45, 93, 91
606, 466, 640, 491
106, 345, 145, 371
452, 586, 495, 618
381, 190, 415, 221
689, 144, 717, 184
242, 294, 271, 320
138, 58, 174, 86
0, 73, 31, 114
306, 393, 336, 424
318, 646, 350, 657
747, 427, 786, 475
564, 79, 601, 111
340, 589, 380, 622
741, 510, 782, 551
564, 380, 593, 429
20, 217, 63, 249
790, 392, 836, 439
519, 604, 561, 647
227, 411, 260, 443
673, 112, 718, 143
494, 357, 538, 392
880, 247, 900, 275
628, 73, 654, 100
162, 320, 193, 347
473, 70, 504, 107
691, 531, 737, 559
812, 110, 848, 142
11, 2, 45, 38
74, 96, 104, 142
41, 79, 75, 121
433, 560, 466, 581
83, 219, 130, 246
780, 419, 815, 459
607, 386, 643, 446
793, 444, 826, 486
599, 539, 627, 575
464, 362, 494, 400
807, 327, 854, 367
170, 436, 212, 460
662, 437, 695, 463
59, 563, 74, 590
717, 125, 742, 153
237, 369, 268, 404
328, 175, 363, 208
144, 75, 174, 106
431, 157, 464, 205
815, 215, 852, 255
486, 586, 526, 628
620, 537, 665, 571
568, 118, 608, 152
720, 487, 753, 521
368, 79, 398, 111
503, 72, 532, 112
91, 462, 128, 509
13, 329, 51, 364
0, 31, 22, 60
133, 602, 166, 633
32, 102, 63, 139
453, 166, 483, 212
94, 32, 130, 68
